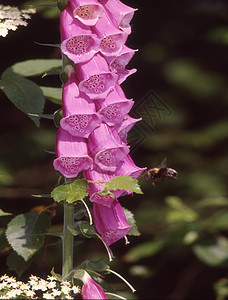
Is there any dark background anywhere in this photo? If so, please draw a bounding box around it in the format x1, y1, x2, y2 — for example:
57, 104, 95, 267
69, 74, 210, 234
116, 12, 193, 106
1, 0, 228, 299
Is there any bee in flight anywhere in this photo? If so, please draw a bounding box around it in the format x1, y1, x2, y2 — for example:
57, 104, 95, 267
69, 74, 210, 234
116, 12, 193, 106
143, 157, 178, 186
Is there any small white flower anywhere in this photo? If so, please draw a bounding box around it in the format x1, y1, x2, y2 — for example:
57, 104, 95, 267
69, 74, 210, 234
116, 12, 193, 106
72, 285, 80, 294
26, 290, 36, 297
52, 289, 62, 297
61, 285, 71, 295
43, 292, 55, 299
47, 276, 57, 281
47, 281, 56, 289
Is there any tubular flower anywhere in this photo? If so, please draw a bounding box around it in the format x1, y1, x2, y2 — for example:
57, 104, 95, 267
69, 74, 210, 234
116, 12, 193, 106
93, 199, 132, 246
81, 271, 107, 300
53, 127, 93, 178
70, 0, 104, 26
99, 0, 137, 34
88, 123, 129, 172
77, 53, 118, 99
57, 0, 142, 248
60, 69, 101, 138
60, 4, 100, 63
96, 84, 134, 126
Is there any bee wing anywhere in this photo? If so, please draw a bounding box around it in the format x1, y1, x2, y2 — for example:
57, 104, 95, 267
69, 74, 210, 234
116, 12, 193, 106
158, 157, 167, 168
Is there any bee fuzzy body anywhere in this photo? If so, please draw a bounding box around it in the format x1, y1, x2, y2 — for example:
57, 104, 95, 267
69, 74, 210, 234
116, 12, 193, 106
144, 158, 178, 186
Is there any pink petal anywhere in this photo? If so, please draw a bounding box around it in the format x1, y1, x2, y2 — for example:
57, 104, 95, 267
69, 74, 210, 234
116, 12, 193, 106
93, 199, 132, 246
96, 84, 134, 126
92, 10, 128, 56
70, 0, 104, 26
61, 6, 100, 63
78, 53, 118, 99
84, 168, 117, 207
53, 128, 93, 178
82, 272, 107, 300
61, 72, 101, 138
116, 115, 142, 143
100, 0, 137, 34
88, 123, 129, 172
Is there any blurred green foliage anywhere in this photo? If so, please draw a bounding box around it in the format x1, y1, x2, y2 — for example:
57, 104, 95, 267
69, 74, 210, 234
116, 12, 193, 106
0, 0, 228, 299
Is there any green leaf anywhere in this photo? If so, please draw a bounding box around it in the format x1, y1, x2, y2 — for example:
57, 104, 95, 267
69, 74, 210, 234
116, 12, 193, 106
85, 260, 110, 273
165, 196, 198, 223
40, 86, 62, 105
0, 71, 45, 127
123, 208, 140, 236
51, 179, 88, 203
72, 221, 97, 238
125, 239, 165, 263
9, 59, 62, 77
5, 212, 51, 261
7, 251, 32, 277
0, 209, 12, 216
99, 175, 143, 196
192, 237, 228, 267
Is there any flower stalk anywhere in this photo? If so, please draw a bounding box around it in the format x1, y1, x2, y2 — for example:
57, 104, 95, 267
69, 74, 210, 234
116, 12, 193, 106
62, 202, 74, 279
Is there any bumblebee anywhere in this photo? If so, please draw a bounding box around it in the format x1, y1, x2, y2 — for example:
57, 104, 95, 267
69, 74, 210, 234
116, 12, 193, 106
144, 157, 178, 186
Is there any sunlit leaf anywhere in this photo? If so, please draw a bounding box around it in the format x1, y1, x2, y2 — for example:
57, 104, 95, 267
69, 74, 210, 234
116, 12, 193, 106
51, 179, 88, 203
40, 86, 62, 105
5, 212, 51, 261
9, 59, 62, 77
99, 175, 143, 196
0, 209, 12, 217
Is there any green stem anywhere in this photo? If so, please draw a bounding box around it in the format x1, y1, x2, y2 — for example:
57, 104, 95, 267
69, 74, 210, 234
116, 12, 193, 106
62, 202, 74, 279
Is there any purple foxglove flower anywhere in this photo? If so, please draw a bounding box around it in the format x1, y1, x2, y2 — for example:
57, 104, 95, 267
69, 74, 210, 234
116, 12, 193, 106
84, 168, 117, 207
88, 123, 129, 172
115, 154, 146, 179
81, 271, 107, 300
77, 53, 118, 99
93, 199, 132, 246
92, 9, 128, 57
53, 127, 93, 178
107, 45, 137, 83
60, 4, 100, 64
70, 0, 104, 26
100, 0, 137, 34
84, 167, 128, 207
109, 45, 136, 71
60, 71, 101, 138
116, 114, 142, 143
96, 84, 133, 126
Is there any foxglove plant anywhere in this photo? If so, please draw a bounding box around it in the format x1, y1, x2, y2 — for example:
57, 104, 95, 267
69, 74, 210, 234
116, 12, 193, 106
0, 0, 144, 299
55, 0, 144, 266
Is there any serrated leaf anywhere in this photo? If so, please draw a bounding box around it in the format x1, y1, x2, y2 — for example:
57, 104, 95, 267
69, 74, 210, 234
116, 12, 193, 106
9, 59, 62, 77
192, 237, 228, 267
123, 208, 140, 236
7, 251, 32, 277
51, 179, 88, 203
0, 209, 12, 216
40, 86, 62, 105
100, 175, 143, 196
0, 71, 45, 126
5, 212, 51, 261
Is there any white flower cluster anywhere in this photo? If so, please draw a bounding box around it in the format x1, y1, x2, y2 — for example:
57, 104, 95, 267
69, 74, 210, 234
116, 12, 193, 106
0, 274, 80, 299
0, 5, 36, 37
